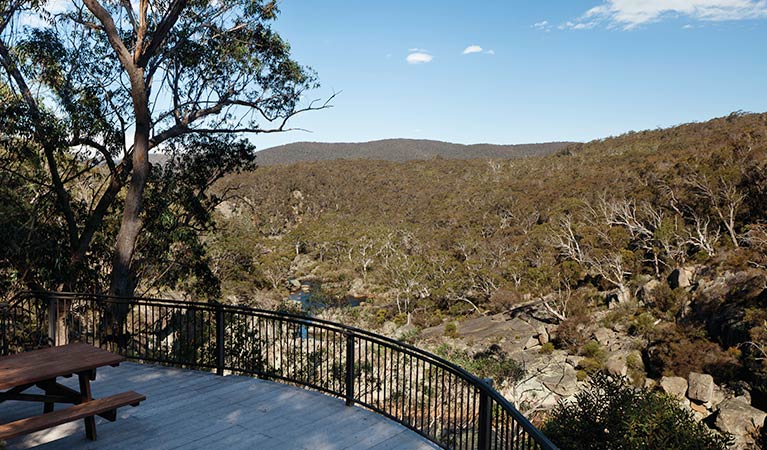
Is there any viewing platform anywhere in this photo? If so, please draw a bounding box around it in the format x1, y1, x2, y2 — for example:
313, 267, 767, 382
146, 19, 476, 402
1, 292, 556, 449
1, 362, 437, 449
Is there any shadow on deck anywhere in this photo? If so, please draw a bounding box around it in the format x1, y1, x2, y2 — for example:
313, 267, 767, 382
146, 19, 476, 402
1, 362, 438, 450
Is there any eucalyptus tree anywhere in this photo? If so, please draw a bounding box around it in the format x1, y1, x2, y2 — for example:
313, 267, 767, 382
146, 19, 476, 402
0, 0, 125, 292
0, 0, 326, 296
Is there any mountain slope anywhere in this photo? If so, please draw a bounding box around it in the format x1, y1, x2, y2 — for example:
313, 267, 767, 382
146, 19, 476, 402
254, 139, 574, 165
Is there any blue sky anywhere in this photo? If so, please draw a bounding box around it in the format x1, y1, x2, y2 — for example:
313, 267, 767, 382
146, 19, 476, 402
253, 0, 767, 149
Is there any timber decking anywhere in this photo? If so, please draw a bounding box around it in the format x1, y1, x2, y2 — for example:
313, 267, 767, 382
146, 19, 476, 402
0, 362, 438, 450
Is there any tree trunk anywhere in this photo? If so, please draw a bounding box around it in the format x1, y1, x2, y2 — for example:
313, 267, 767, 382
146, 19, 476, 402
109, 72, 150, 298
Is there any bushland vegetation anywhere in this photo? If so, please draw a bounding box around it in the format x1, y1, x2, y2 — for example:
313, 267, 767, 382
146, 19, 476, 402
211, 111, 767, 400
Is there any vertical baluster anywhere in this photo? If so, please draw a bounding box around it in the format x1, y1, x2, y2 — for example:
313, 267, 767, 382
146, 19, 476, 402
215, 303, 224, 375
345, 331, 355, 406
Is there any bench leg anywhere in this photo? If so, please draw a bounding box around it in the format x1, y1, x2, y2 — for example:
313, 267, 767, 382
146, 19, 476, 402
77, 371, 97, 440
44, 402, 54, 414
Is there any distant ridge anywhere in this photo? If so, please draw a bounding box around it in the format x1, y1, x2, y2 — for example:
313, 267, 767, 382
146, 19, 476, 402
253, 139, 576, 166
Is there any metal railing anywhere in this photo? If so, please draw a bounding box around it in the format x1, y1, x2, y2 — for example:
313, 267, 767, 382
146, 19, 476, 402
0, 291, 557, 450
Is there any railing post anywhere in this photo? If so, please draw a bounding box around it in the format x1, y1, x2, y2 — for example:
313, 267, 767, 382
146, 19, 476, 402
215, 303, 225, 376
345, 331, 355, 406
48, 297, 58, 347
478, 378, 493, 450
0, 303, 7, 355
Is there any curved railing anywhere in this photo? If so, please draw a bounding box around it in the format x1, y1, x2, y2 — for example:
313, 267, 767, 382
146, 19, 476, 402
1, 291, 557, 450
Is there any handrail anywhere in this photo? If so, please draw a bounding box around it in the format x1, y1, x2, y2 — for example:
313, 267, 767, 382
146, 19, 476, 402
1, 291, 557, 450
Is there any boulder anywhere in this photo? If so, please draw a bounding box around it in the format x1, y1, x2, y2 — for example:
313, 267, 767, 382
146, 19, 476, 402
605, 353, 628, 377
593, 327, 614, 347
668, 266, 695, 289
605, 287, 631, 307
543, 370, 579, 397
637, 279, 661, 304
705, 384, 726, 410
393, 323, 418, 341
660, 376, 688, 400
566, 355, 584, 368
687, 372, 714, 403
536, 326, 549, 345
215, 200, 236, 218
714, 397, 767, 442
690, 401, 708, 415
512, 377, 559, 410
524, 336, 540, 350
290, 254, 316, 275
347, 278, 368, 298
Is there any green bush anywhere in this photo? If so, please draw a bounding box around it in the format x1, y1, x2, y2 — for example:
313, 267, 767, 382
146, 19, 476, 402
578, 357, 604, 375
540, 342, 555, 354
444, 322, 459, 338
542, 372, 733, 450
577, 340, 608, 375
580, 340, 607, 360
436, 344, 525, 386
651, 284, 688, 319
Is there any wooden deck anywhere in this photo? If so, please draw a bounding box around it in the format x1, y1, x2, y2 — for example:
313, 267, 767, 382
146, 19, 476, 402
1, 362, 438, 450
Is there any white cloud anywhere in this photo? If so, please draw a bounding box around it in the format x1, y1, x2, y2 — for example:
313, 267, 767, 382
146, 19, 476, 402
533, 20, 552, 31
566, 0, 767, 30
462, 45, 483, 55
462, 45, 494, 56
406, 52, 433, 64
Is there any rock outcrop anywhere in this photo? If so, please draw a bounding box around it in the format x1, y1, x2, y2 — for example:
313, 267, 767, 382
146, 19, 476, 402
659, 376, 688, 400
687, 372, 715, 403
714, 397, 767, 448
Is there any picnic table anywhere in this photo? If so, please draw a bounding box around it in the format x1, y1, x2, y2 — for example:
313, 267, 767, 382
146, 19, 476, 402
0, 343, 144, 441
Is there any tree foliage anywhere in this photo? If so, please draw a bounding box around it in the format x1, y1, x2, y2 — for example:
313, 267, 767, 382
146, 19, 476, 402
542, 372, 733, 450
0, 0, 322, 297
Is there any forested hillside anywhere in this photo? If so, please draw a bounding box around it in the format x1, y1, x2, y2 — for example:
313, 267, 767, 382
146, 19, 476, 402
212, 112, 767, 446
214, 112, 767, 312
252, 139, 573, 165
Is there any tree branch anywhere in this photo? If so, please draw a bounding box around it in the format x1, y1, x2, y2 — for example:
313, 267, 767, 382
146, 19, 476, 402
135, 0, 187, 68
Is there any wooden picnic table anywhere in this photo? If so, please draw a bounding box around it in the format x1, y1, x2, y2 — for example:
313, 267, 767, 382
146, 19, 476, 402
0, 343, 144, 441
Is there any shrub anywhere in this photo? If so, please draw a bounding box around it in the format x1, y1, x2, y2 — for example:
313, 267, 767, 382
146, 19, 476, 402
645, 326, 741, 381
580, 340, 606, 360
540, 342, 555, 355
542, 372, 734, 450
651, 284, 688, 319
577, 340, 608, 375
393, 313, 407, 326
557, 313, 593, 350
372, 308, 390, 326
578, 357, 605, 375
444, 322, 459, 338
628, 312, 656, 342
436, 344, 525, 387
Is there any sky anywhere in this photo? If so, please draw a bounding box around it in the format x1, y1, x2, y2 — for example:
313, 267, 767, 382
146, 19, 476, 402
249, 0, 767, 150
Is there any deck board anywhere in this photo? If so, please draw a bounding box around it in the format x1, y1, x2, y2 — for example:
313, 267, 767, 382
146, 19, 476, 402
1, 362, 438, 450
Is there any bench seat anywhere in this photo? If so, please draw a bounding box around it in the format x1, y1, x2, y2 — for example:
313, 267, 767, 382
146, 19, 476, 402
0, 390, 145, 441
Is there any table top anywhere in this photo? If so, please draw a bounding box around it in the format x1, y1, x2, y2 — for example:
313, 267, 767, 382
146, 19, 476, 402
0, 344, 125, 390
